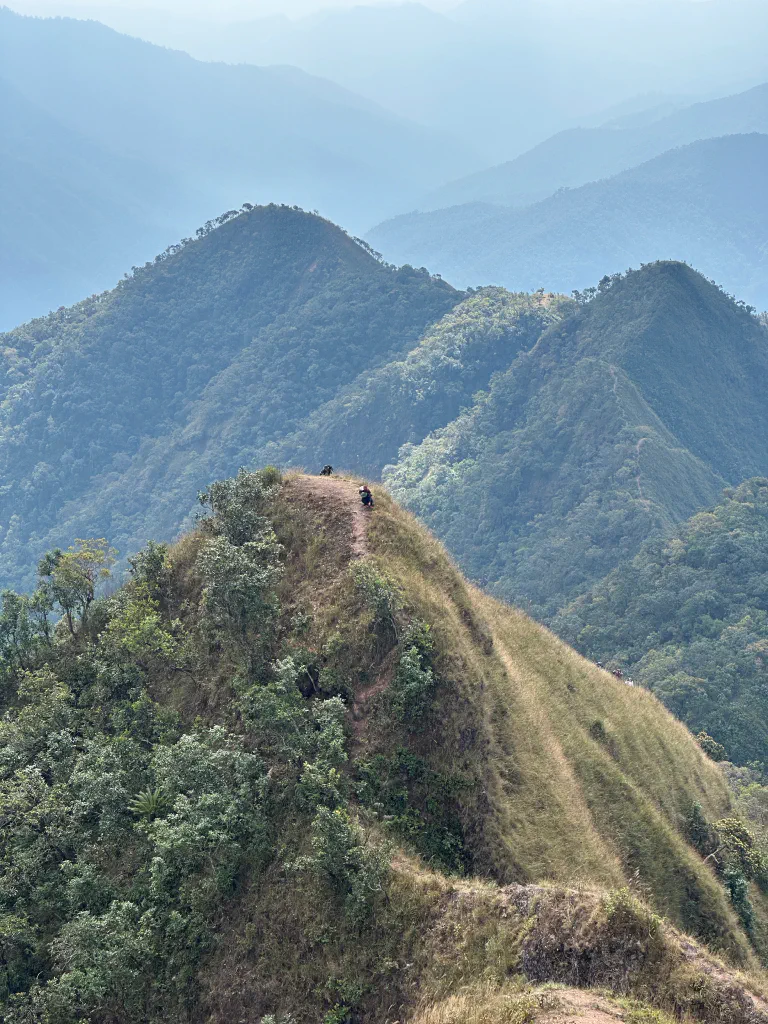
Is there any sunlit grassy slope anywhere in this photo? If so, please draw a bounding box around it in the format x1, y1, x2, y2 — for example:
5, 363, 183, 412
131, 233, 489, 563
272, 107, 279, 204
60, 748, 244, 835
189, 473, 768, 1023
363, 483, 745, 947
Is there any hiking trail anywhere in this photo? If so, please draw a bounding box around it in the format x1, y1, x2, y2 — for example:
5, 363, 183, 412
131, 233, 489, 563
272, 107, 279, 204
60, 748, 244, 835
292, 474, 370, 559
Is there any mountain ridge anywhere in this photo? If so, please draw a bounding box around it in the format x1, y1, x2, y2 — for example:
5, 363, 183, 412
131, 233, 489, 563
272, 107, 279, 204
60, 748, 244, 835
369, 133, 768, 309
421, 81, 768, 210
385, 261, 768, 615
3, 465, 768, 1022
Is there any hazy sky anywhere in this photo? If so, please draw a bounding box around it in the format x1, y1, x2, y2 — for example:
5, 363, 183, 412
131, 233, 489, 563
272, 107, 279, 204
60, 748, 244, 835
8, 0, 460, 18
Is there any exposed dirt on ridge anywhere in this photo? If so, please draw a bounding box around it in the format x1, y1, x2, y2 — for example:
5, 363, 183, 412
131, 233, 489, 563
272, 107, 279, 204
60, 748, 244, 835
292, 474, 371, 559
540, 989, 626, 1022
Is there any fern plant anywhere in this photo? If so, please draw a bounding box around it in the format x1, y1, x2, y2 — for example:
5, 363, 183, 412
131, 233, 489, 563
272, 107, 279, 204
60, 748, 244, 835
129, 787, 170, 820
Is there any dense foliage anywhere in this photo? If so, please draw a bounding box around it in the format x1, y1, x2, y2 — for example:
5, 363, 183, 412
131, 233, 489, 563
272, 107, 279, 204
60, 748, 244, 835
0, 469, 391, 1020
268, 287, 572, 476
370, 134, 768, 309
387, 262, 768, 616
554, 479, 768, 766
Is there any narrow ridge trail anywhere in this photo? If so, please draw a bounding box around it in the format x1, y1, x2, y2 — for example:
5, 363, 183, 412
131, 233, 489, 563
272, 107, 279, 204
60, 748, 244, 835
291, 474, 371, 559
289, 474, 380, 737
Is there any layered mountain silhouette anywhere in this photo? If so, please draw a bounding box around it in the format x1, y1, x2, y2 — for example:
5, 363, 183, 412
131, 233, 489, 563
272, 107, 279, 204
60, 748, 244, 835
369, 134, 768, 309
77, 0, 768, 163
0, 78, 185, 330
422, 81, 768, 210
0, 7, 474, 325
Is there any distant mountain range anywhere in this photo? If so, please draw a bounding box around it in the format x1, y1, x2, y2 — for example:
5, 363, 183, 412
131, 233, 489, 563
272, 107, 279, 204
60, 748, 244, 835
0, 77, 186, 330
422, 81, 768, 210
14, 0, 768, 163
0, 7, 475, 326
369, 134, 768, 309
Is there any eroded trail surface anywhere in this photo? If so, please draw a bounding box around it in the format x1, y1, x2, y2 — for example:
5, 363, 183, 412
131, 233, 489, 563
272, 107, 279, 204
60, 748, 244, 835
292, 474, 370, 559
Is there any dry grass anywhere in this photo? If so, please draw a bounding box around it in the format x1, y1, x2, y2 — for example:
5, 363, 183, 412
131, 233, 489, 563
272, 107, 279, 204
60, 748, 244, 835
410, 982, 551, 1024
362, 482, 752, 964
188, 473, 768, 1023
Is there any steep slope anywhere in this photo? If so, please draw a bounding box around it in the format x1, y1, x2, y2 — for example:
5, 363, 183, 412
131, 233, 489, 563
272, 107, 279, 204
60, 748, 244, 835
0, 205, 460, 590
423, 81, 768, 210
370, 134, 768, 309
554, 478, 768, 766
3, 466, 768, 1024
0, 78, 185, 330
385, 262, 768, 616
265, 287, 573, 477
0, 8, 474, 309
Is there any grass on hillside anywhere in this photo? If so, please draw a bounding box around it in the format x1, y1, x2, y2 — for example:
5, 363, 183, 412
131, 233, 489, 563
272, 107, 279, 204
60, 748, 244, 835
362, 482, 753, 963
7, 465, 766, 1024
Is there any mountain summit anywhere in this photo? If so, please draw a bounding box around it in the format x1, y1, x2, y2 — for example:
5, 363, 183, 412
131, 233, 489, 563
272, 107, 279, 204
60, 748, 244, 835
3, 465, 767, 1022
386, 261, 768, 614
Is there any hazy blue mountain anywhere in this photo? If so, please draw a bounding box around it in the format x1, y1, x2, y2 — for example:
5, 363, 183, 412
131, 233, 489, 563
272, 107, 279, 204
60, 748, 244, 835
422, 82, 768, 210
369, 134, 768, 310
43, 0, 768, 165
0, 77, 190, 330
0, 8, 475, 243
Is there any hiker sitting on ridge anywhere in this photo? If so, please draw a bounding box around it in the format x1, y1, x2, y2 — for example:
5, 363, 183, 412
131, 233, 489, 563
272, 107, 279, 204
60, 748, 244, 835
320, 464, 333, 477
359, 483, 374, 508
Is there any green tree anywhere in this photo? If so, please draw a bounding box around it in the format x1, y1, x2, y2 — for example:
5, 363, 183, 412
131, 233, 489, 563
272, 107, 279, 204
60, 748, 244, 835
38, 539, 116, 635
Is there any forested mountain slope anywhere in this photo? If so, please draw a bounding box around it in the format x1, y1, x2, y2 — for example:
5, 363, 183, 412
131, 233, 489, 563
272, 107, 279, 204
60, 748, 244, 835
553, 479, 768, 767
385, 262, 768, 616
3, 466, 768, 1023
0, 8, 474, 323
0, 78, 184, 330
423, 81, 768, 210
266, 287, 573, 477
370, 134, 768, 309
0, 206, 460, 590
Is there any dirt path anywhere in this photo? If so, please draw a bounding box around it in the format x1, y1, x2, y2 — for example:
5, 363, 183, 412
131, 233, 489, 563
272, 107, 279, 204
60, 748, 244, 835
539, 989, 626, 1022
293, 474, 371, 559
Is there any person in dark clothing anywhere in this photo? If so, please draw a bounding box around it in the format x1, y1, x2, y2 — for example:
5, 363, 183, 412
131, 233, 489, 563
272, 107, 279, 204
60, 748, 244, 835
359, 484, 374, 508
320, 465, 333, 477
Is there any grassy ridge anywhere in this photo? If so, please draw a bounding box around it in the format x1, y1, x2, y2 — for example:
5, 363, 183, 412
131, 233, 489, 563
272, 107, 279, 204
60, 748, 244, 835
365, 484, 750, 960
2, 468, 765, 1022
